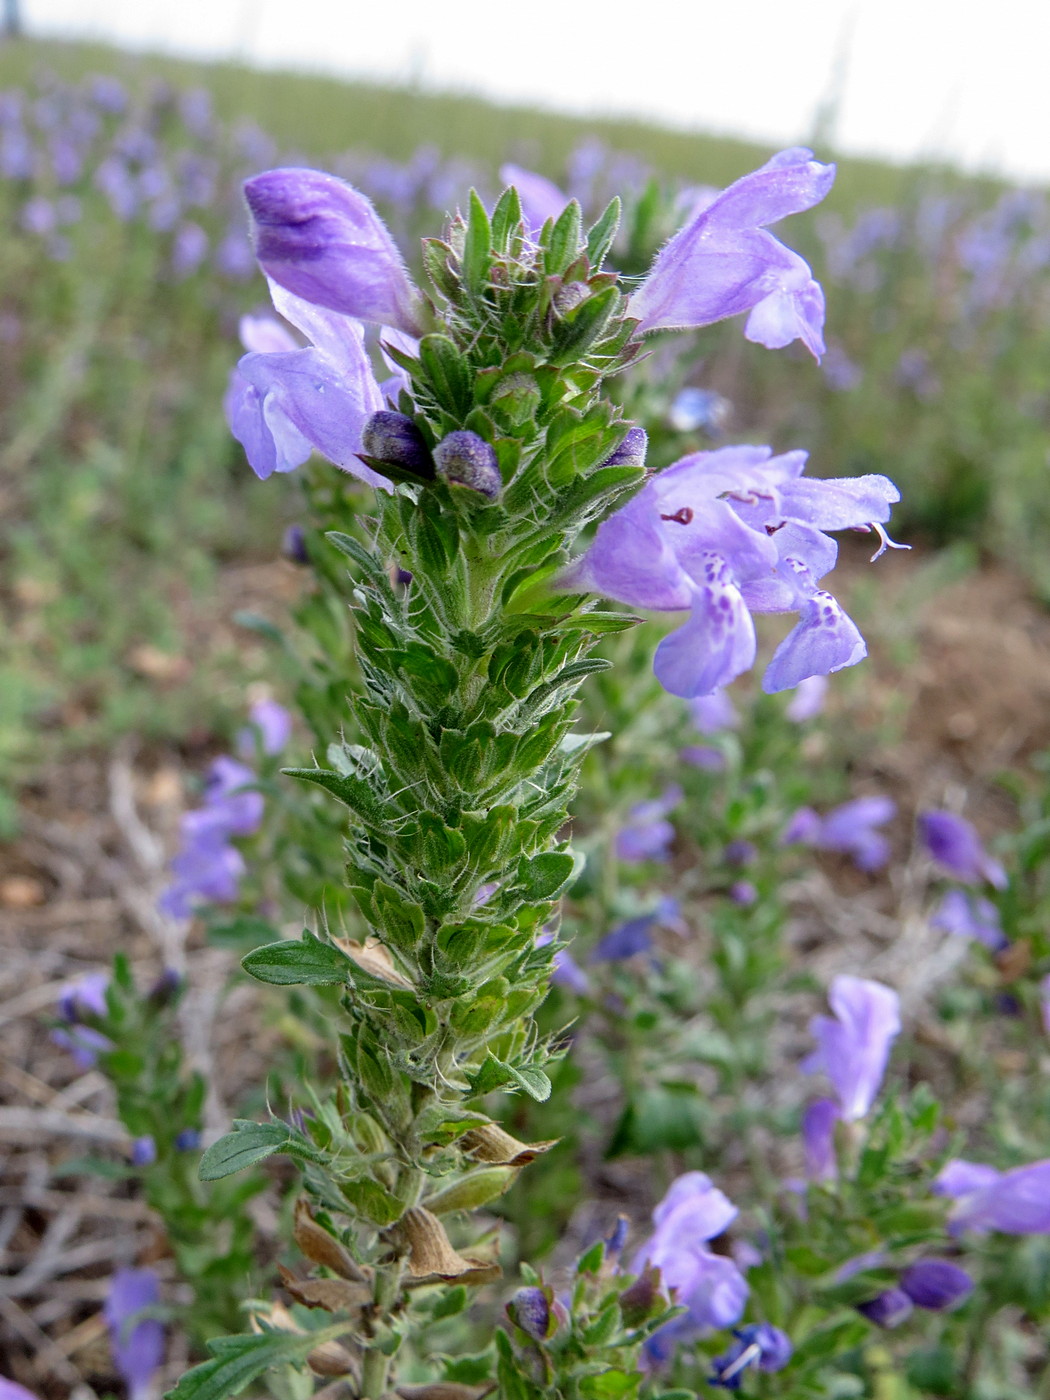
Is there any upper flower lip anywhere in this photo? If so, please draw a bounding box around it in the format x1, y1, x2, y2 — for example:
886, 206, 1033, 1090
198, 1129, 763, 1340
244, 167, 426, 337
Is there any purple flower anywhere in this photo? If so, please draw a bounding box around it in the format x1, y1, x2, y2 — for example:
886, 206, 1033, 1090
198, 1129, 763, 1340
158, 757, 265, 918
689, 688, 739, 733
899, 1260, 973, 1311
633, 1172, 749, 1364
933, 1158, 1050, 1235
130, 1136, 157, 1167
0, 1381, 41, 1400
536, 931, 590, 995
105, 1269, 165, 1400
785, 673, 828, 722
630, 148, 835, 358
58, 972, 109, 1023
669, 387, 731, 436
171, 221, 208, 278
591, 907, 667, 962
930, 889, 1006, 951
175, 1127, 201, 1152
782, 796, 895, 871
227, 281, 388, 487
499, 163, 570, 234
565, 445, 901, 698
710, 1323, 792, 1389
918, 811, 1007, 888
803, 975, 900, 1121
802, 1097, 840, 1180
244, 167, 424, 335
681, 745, 726, 771
237, 699, 293, 757
616, 784, 682, 862
729, 880, 758, 906
857, 1288, 913, 1329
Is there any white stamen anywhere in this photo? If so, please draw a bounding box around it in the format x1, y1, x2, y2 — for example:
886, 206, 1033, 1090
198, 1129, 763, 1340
719, 1341, 763, 1382
869, 521, 911, 563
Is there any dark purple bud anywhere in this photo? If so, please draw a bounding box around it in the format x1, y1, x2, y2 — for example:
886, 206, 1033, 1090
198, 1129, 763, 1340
605, 1215, 629, 1259
361, 410, 433, 480
724, 840, 757, 867
147, 968, 183, 1007
618, 1263, 662, 1325
282, 523, 309, 564
175, 1128, 201, 1152
130, 1136, 157, 1167
602, 425, 648, 469
434, 430, 502, 500
856, 1288, 913, 1329
900, 1259, 974, 1311
507, 1285, 551, 1340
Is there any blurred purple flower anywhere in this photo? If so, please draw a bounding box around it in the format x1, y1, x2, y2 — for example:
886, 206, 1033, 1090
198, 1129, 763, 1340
802, 1097, 839, 1180
918, 810, 1007, 888
171, 221, 209, 278
689, 689, 739, 733
105, 1269, 165, 1400
237, 699, 293, 757
669, 387, 732, 436
130, 1136, 157, 1167
930, 889, 1006, 951
681, 745, 726, 771
564, 444, 902, 698
536, 931, 590, 995
616, 785, 682, 862
710, 1323, 792, 1389
630, 148, 835, 358
785, 673, 828, 722
899, 1259, 973, 1310
499, 163, 569, 234
933, 1158, 1050, 1235
634, 1172, 748, 1365
803, 975, 900, 1120
729, 880, 758, 906
58, 972, 109, 1023
782, 796, 895, 871
175, 1127, 201, 1152
0, 1380, 41, 1400
591, 900, 681, 962
158, 757, 264, 918
857, 1288, 913, 1329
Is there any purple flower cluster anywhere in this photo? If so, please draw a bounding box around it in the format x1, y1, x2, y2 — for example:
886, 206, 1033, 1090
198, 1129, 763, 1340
632, 1172, 749, 1365
567, 444, 903, 698
159, 701, 289, 918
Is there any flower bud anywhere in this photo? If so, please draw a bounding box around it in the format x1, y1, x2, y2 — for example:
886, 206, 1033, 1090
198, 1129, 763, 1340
130, 1135, 157, 1166
602, 425, 648, 469
618, 1263, 662, 1326
856, 1287, 913, 1329
282, 523, 309, 564
433, 430, 502, 500
507, 1285, 552, 1340
147, 967, 183, 1007
175, 1127, 201, 1152
361, 410, 433, 480
900, 1259, 973, 1311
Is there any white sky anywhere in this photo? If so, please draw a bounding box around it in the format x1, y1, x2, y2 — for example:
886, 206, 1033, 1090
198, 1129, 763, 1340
23, 0, 1050, 183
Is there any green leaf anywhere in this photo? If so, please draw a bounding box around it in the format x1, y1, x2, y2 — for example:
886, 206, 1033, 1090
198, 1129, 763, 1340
432, 1284, 470, 1319
490, 183, 524, 252
544, 199, 584, 275
507, 1064, 552, 1102
579, 1369, 639, 1399
462, 189, 492, 296
373, 882, 427, 951
516, 851, 575, 901
586, 197, 622, 268
341, 1174, 404, 1226
242, 932, 352, 987
282, 766, 387, 827
419, 334, 474, 419
326, 532, 395, 594
549, 285, 621, 365
164, 1327, 343, 1400
198, 1121, 290, 1181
